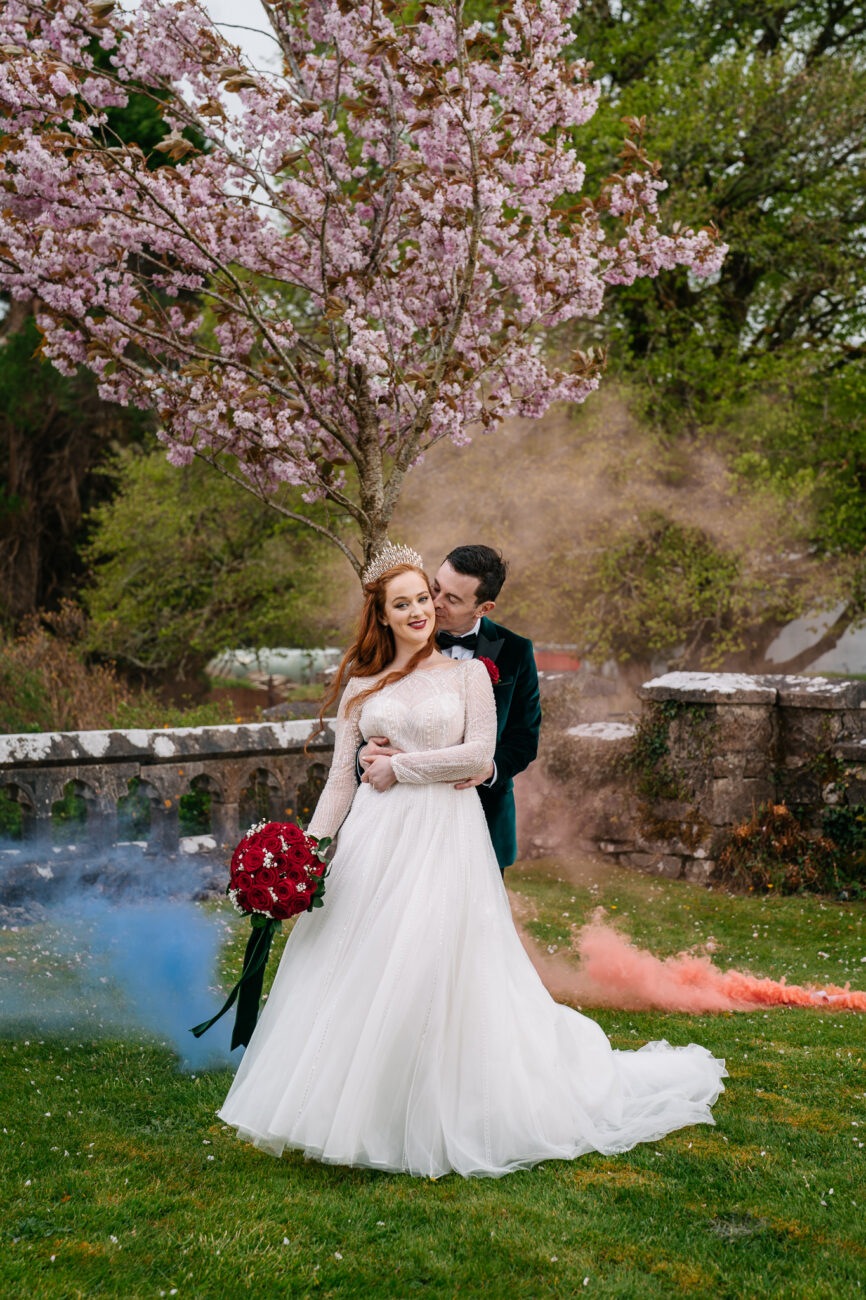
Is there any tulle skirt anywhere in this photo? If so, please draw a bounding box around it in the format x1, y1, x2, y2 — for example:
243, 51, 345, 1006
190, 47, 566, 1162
217, 781, 727, 1178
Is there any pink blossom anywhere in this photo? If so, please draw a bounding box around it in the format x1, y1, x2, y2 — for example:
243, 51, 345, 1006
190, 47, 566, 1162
0, 0, 725, 572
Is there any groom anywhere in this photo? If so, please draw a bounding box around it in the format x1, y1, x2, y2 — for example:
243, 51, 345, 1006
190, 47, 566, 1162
359, 544, 541, 873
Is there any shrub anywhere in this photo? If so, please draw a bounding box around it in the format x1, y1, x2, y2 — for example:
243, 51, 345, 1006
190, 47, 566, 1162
0, 601, 239, 734
0, 787, 23, 839
717, 803, 845, 895
0, 603, 134, 733
822, 804, 866, 890
566, 510, 791, 667
81, 448, 348, 676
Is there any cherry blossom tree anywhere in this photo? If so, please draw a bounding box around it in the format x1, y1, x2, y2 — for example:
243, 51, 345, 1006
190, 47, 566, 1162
0, 0, 724, 574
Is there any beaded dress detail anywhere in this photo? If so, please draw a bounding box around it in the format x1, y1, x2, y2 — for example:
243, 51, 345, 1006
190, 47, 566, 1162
218, 659, 726, 1177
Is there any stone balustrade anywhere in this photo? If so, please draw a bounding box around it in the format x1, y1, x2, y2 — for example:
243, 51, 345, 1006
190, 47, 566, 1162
520, 671, 866, 882
0, 720, 335, 851
5, 672, 866, 885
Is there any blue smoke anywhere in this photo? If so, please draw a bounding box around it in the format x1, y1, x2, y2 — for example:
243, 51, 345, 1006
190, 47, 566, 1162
0, 844, 241, 1071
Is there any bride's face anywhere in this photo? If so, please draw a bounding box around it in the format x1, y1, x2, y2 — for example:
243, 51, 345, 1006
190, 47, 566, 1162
381, 571, 435, 652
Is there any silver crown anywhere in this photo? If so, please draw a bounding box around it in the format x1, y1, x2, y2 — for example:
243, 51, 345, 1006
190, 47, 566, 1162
361, 541, 425, 586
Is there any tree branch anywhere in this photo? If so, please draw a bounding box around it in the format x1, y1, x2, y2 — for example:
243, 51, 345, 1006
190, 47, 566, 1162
192, 449, 362, 574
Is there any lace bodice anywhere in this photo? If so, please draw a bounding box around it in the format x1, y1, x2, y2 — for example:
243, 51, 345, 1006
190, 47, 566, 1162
307, 658, 496, 842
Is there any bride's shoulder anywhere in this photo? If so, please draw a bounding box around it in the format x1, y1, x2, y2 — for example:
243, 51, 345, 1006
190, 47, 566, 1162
338, 675, 368, 704
342, 673, 377, 694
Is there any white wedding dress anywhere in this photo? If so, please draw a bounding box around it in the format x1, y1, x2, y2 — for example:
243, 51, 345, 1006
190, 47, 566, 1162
218, 658, 727, 1178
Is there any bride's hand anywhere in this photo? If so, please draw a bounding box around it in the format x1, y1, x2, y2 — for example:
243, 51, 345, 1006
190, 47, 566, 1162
361, 755, 397, 791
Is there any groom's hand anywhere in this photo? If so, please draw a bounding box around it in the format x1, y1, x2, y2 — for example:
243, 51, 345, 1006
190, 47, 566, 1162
454, 763, 495, 791
359, 736, 402, 766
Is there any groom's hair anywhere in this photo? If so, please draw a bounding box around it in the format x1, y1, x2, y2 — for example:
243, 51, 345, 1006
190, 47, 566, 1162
445, 545, 508, 605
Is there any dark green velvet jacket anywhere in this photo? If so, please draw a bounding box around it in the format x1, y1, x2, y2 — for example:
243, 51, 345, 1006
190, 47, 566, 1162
473, 617, 541, 872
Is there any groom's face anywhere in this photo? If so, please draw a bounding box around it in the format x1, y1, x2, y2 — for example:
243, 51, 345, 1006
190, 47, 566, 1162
432, 561, 490, 634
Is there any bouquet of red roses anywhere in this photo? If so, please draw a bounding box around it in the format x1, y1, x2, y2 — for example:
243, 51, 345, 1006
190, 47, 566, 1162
191, 821, 331, 1049
228, 819, 329, 921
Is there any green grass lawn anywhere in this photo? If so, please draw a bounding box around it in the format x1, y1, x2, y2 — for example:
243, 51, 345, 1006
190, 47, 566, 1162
1, 857, 865, 1299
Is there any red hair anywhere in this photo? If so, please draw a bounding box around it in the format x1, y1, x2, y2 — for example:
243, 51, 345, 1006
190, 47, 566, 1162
309, 563, 436, 742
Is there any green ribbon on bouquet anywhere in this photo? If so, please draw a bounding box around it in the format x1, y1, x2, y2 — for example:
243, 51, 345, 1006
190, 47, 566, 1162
190, 915, 281, 1051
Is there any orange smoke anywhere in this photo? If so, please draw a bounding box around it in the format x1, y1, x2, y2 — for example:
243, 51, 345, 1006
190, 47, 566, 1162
518, 909, 866, 1014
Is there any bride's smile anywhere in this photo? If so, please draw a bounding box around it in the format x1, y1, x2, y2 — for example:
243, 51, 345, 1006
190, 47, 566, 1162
380, 573, 436, 658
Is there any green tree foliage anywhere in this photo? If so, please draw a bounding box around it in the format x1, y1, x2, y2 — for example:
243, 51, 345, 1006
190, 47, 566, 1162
0, 310, 151, 624
6, 4, 863, 670
576, 1, 866, 410
564, 510, 790, 665
81, 448, 348, 676
731, 365, 866, 554
563, 2, 866, 657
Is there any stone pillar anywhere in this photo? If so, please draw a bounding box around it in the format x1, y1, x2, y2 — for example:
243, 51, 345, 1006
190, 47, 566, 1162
211, 799, 239, 848
88, 801, 118, 849
140, 770, 181, 854
519, 721, 638, 861
151, 799, 180, 854
633, 673, 780, 880
768, 675, 866, 826
629, 671, 866, 881
28, 772, 68, 848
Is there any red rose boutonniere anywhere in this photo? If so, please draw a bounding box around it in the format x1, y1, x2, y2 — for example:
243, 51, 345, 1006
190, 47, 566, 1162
478, 656, 500, 684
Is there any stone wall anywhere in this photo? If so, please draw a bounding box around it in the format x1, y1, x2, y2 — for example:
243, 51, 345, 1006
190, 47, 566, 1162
519, 671, 866, 882
6, 671, 866, 883
0, 720, 335, 851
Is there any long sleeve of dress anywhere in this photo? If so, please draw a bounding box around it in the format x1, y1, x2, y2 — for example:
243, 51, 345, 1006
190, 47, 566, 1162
391, 660, 497, 785
306, 679, 363, 842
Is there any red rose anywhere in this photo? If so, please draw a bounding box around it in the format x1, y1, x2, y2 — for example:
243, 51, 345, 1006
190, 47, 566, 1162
281, 823, 305, 844
273, 880, 294, 902
287, 842, 312, 868
242, 846, 265, 871
246, 885, 273, 913
270, 899, 293, 920
232, 870, 254, 891
285, 861, 308, 885
234, 888, 250, 912
260, 833, 283, 856
304, 880, 323, 908
478, 656, 499, 684
256, 865, 278, 888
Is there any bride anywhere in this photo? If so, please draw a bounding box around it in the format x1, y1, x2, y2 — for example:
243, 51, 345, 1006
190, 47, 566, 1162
217, 546, 727, 1178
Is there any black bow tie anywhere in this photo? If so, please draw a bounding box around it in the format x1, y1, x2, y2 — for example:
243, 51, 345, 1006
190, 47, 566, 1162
437, 631, 478, 651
